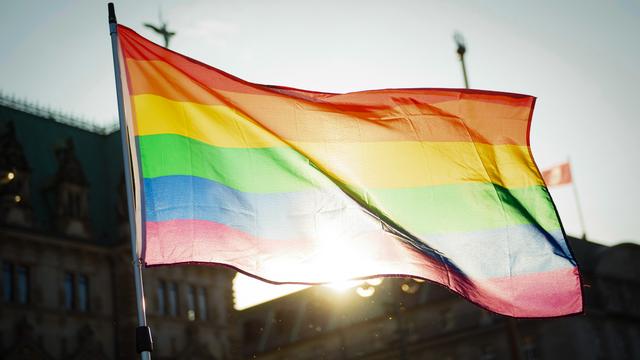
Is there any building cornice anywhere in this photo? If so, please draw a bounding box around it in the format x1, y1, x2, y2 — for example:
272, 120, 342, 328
0, 226, 111, 254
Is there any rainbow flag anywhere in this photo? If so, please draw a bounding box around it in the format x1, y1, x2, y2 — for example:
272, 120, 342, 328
116, 25, 582, 317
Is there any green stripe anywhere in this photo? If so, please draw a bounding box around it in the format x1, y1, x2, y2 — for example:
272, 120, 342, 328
360, 184, 561, 234
138, 133, 329, 192
138, 134, 559, 233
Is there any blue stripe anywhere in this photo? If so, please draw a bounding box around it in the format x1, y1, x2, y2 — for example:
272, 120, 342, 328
144, 175, 575, 279
423, 226, 574, 278
144, 175, 372, 240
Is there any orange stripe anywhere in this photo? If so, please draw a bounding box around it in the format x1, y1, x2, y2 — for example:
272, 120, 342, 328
125, 60, 531, 145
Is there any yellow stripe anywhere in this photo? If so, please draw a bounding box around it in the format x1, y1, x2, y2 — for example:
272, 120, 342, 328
133, 93, 283, 148
134, 95, 541, 189
300, 141, 543, 189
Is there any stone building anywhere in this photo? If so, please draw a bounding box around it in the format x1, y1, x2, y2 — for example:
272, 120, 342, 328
238, 237, 640, 360
0, 96, 236, 359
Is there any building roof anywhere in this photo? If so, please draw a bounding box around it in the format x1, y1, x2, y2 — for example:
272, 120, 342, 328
0, 99, 123, 245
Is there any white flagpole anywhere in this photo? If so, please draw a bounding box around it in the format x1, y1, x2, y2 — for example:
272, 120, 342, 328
108, 4, 153, 359
568, 158, 587, 240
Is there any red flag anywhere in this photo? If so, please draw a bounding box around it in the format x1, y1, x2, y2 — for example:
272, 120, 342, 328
542, 162, 572, 187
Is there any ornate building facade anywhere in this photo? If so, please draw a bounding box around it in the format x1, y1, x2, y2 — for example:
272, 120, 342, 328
0, 98, 236, 359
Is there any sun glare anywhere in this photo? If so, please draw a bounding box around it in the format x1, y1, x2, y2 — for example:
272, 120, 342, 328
233, 218, 388, 310
233, 273, 386, 310
233, 273, 308, 310
323, 279, 363, 292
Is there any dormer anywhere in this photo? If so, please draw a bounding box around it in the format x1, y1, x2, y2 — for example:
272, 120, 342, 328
51, 138, 91, 238
0, 121, 32, 226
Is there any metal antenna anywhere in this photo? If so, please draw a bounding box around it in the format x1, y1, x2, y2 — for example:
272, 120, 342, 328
454, 32, 469, 88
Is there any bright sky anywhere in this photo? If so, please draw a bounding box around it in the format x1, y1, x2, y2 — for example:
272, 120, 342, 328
2, 0, 639, 309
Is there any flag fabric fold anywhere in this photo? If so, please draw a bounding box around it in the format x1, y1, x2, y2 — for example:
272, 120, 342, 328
116, 24, 582, 317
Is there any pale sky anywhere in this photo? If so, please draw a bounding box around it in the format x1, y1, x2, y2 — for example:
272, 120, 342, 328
2, 0, 639, 308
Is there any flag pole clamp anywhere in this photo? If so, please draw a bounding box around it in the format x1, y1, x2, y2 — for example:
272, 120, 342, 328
136, 326, 154, 353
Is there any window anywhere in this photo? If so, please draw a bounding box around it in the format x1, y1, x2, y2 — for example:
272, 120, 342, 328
16, 265, 29, 304
2, 262, 13, 302
187, 285, 196, 321
65, 190, 84, 218
197, 287, 207, 321
64, 273, 75, 310
157, 281, 190, 318
157, 281, 166, 315
15, 265, 29, 304
63, 272, 89, 312
78, 274, 89, 312
73, 193, 81, 217
1, 262, 29, 304
167, 282, 178, 316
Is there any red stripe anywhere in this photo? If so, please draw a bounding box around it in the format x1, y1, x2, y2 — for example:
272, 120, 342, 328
118, 25, 534, 108
144, 219, 449, 283
458, 267, 583, 317
145, 219, 582, 317
119, 24, 534, 145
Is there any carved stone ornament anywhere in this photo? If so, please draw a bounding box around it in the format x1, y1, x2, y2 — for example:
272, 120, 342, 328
51, 138, 91, 238
54, 138, 87, 186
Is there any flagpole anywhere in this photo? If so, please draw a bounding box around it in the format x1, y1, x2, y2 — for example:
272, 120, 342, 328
568, 158, 587, 240
108, 3, 153, 359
